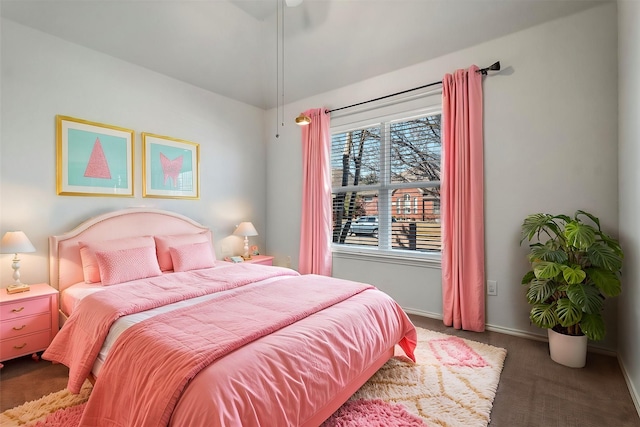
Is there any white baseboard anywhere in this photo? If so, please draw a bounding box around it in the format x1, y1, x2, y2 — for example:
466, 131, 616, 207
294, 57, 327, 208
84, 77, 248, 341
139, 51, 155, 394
403, 308, 442, 320
404, 309, 617, 357
618, 357, 640, 419
485, 323, 617, 357
484, 322, 547, 342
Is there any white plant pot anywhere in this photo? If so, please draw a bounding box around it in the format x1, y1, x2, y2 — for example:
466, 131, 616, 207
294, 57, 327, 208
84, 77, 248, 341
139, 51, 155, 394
547, 328, 588, 368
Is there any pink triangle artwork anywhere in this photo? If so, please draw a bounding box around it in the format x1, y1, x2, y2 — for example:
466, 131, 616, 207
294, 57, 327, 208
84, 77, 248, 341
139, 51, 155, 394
160, 152, 184, 188
84, 138, 112, 179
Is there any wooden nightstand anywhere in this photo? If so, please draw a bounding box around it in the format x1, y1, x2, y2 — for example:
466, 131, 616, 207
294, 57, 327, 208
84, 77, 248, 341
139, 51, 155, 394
0, 283, 59, 365
242, 255, 274, 266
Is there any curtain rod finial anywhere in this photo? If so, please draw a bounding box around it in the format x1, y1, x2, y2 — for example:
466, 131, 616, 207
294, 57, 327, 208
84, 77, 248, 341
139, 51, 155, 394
479, 61, 501, 75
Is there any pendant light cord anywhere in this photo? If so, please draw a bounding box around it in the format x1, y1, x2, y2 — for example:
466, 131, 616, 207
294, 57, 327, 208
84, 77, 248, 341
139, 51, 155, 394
275, 0, 280, 138
275, 0, 287, 137
281, 0, 285, 129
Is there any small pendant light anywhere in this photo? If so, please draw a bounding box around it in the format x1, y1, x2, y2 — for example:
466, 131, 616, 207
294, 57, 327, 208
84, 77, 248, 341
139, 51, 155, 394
295, 113, 311, 125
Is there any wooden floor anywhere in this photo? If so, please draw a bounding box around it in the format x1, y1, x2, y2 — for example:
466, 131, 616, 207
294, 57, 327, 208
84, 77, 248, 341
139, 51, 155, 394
1, 315, 639, 426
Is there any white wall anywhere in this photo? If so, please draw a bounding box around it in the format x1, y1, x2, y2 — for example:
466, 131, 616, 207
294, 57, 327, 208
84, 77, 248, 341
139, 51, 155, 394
0, 19, 268, 286
266, 3, 620, 350
618, 0, 640, 412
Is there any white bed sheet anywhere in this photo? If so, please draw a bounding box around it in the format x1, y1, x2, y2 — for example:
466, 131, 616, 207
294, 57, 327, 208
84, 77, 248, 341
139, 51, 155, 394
61, 282, 105, 316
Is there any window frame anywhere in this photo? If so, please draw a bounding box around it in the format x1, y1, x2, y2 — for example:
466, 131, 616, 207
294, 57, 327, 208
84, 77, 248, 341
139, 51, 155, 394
330, 105, 442, 265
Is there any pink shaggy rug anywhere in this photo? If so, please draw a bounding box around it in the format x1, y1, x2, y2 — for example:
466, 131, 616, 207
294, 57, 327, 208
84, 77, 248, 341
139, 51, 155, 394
322, 399, 427, 427
31, 403, 85, 427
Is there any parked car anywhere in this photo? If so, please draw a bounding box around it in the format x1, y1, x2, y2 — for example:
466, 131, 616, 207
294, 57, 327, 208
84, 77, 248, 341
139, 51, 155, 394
349, 216, 395, 238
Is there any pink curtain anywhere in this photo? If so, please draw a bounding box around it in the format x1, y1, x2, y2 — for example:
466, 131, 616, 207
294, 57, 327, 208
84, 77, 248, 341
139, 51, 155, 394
299, 108, 332, 276
441, 65, 485, 332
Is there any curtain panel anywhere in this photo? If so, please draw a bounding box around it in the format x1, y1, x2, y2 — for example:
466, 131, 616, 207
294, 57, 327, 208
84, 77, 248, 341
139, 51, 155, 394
441, 65, 485, 332
299, 108, 332, 276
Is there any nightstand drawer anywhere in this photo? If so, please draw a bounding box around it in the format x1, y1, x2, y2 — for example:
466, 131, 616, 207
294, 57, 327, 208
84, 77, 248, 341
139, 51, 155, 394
1, 313, 51, 340
1, 297, 50, 320
0, 331, 51, 361
244, 255, 274, 266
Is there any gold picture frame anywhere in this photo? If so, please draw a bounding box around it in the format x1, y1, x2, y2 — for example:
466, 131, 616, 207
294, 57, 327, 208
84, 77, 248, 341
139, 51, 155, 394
142, 132, 200, 199
56, 115, 134, 197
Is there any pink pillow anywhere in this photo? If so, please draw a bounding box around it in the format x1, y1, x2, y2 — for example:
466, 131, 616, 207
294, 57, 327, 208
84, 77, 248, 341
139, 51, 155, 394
94, 245, 162, 286
169, 241, 216, 272
154, 232, 213, 271
79, 236, 155, 283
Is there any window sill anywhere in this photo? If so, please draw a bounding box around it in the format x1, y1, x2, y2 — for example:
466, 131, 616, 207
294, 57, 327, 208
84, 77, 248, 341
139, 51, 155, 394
331, 246, 441, 269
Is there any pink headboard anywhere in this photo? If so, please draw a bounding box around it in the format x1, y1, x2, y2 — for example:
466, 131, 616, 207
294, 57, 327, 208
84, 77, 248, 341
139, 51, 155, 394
49, 208, 211, 292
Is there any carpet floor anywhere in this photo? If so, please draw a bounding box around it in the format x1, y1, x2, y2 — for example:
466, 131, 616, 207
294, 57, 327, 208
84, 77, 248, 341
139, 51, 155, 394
1, 327, 506, 426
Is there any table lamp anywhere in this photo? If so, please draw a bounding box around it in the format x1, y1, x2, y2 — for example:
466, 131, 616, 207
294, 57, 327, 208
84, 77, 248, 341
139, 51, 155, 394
1, 231, 36, 293
233, 222, 258, 260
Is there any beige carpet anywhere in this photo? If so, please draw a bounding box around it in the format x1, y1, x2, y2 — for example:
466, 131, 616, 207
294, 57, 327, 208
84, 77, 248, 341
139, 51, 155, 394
0, 327, 506, 426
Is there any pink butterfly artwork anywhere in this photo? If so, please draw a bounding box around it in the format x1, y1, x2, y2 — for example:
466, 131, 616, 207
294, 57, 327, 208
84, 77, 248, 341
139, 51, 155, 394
160, 152, 184, 188
84, 138, 112, 179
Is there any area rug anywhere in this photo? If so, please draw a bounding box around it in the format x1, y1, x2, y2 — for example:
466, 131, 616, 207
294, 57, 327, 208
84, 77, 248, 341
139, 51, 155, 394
0, 328, 507, 427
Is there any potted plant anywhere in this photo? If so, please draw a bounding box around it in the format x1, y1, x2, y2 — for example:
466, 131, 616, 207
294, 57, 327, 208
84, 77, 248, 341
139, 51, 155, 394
520, 210, 623, 367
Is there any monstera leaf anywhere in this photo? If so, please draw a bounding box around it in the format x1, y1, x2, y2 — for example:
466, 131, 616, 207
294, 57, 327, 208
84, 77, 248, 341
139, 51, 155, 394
580, 313, 606, 341
530, 302, 558, 329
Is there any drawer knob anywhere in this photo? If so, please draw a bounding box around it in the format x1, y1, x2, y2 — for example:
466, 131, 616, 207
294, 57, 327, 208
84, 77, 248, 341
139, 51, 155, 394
13, 343, 27, 350
13, 324, 27, 331
11, 307, 25, 313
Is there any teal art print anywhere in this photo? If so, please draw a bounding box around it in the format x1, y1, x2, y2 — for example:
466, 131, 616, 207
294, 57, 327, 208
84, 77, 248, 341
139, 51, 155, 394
56, 115, 134, 197
142, 133, 200, 199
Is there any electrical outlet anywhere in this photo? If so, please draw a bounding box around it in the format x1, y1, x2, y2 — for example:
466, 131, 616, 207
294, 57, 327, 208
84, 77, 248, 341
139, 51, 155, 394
487, 280, 497, 296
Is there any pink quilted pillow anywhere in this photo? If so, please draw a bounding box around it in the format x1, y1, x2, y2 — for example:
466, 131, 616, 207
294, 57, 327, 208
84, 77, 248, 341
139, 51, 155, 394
169, 241, 216, 272
79, 236, 155, 283
94, 245, 162, 286
154, 232, 213, 271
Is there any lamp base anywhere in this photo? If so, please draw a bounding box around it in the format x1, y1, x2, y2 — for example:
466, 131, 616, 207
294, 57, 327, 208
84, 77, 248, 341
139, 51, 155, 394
241, 255, 253, 260
6, 283, 30, 294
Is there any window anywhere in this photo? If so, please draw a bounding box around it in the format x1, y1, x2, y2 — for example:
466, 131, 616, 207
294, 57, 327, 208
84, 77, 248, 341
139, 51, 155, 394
331, 112, 441, 255
404, 194, 411, 214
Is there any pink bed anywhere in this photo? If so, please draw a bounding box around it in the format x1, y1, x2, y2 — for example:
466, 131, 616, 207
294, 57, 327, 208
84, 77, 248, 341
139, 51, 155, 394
45, 208, 417, 426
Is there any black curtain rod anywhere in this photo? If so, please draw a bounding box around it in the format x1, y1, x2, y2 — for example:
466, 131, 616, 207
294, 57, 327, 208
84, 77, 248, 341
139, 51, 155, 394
326, 61, 500, 114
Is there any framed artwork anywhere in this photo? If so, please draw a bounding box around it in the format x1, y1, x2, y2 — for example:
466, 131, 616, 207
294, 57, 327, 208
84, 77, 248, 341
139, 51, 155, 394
56, 115, 134, 197
142, 133, 200, 199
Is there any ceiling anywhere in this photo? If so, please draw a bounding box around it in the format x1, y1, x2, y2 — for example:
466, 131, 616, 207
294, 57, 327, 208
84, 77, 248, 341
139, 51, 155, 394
1, 0, 605, 110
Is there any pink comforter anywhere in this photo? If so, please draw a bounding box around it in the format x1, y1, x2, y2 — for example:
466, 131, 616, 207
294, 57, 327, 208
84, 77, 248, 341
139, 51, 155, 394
80, 274, 402, 426
47, 266, 417, 426
43, 264, 299, 392
170, 283, 417, 427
